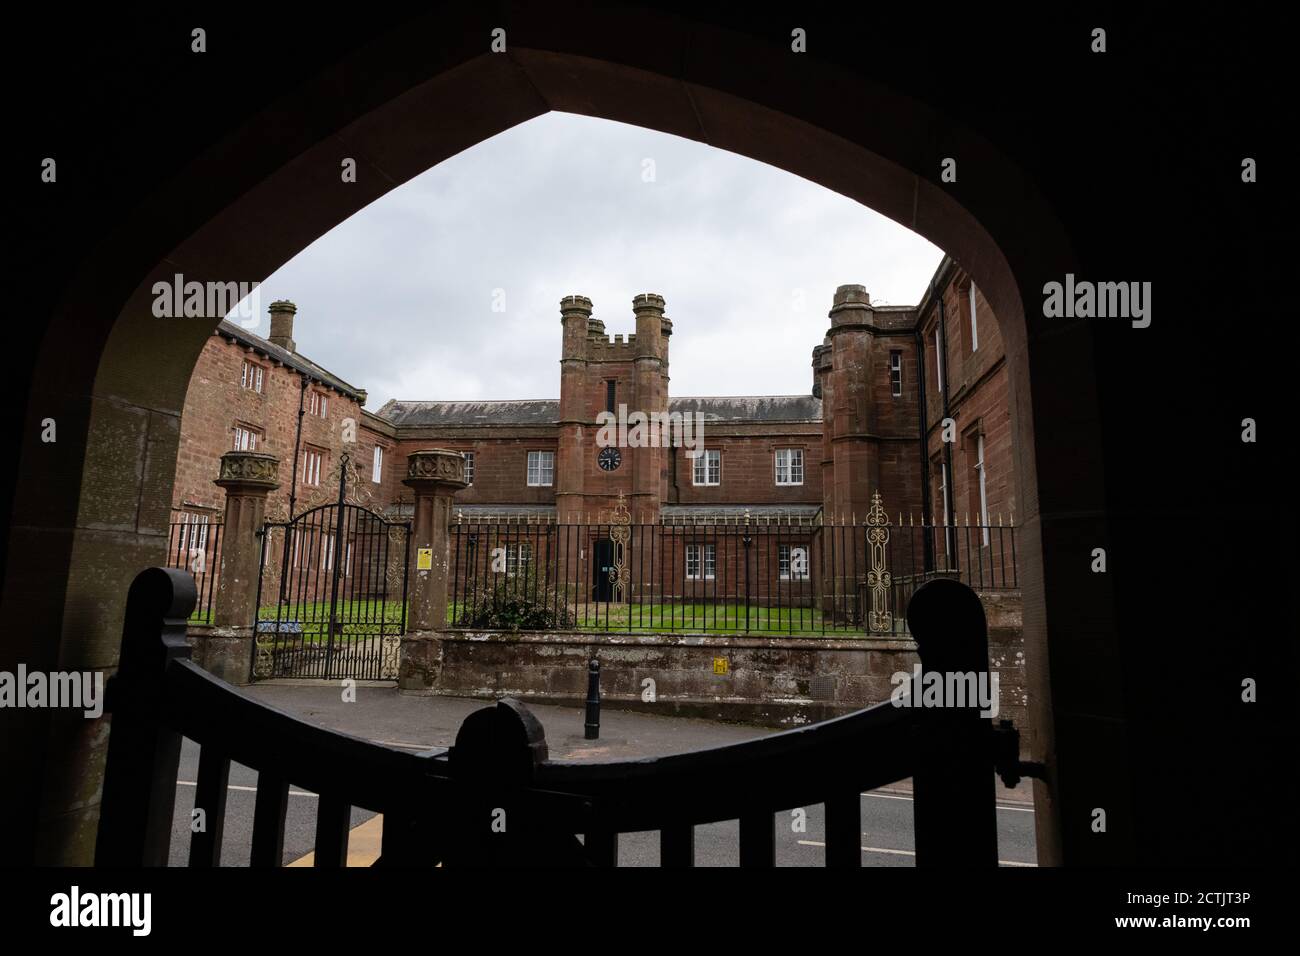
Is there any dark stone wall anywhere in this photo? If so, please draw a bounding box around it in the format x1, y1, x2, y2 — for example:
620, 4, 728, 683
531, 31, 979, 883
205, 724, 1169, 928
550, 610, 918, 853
428, 590, 1026, 739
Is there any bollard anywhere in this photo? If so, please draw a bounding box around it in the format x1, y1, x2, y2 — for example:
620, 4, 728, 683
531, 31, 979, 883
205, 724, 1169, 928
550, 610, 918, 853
584, 658, 600, 740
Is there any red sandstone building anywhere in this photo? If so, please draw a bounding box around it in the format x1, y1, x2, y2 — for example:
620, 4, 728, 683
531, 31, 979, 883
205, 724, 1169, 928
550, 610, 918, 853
171, 257, 1015, 590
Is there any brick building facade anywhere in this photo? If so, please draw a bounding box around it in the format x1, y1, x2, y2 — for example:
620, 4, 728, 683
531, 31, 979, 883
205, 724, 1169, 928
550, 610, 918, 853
171, 257, 1013, 552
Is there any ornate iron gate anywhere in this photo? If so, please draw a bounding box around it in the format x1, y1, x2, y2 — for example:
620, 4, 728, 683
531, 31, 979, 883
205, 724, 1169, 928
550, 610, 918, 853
253, 453, 410, 681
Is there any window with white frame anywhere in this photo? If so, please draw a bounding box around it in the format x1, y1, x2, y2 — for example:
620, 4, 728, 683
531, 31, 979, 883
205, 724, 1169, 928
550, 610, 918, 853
309, 390, 328, 418
969, 282, 979, 352
344, 540, 352, 577
241, 360, 264, 393
975, 433, 990, 546
302, 446, 324, 486
321, 533, 335, 572
290, 528, 310, 569
177, 512, 209, 550
775, 448, 804, 486
936, 459, 954, 561
778, 544, 809, 581
526, 450, 553, 486
692, 449, 721, 486
232, 424, 260, 452
889, 350, 903, 397
506, 543, 531, 576
463, 451, 475, 485
685, 543, 716, 580
938, 461, 950, 527
371, 445, 384, 483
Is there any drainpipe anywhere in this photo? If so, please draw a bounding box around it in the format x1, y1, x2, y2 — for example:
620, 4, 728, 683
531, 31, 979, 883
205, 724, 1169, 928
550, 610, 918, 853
937, 284, 955, 529
916, 319, 932, 571
287, 373, 308, 518
670, 442, 680, 504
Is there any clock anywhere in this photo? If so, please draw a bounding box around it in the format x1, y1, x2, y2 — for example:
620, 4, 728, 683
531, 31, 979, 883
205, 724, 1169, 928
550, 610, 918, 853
597, 447, 622, 472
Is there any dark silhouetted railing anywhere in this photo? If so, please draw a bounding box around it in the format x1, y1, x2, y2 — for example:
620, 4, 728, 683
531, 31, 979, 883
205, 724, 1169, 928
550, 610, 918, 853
96, 566, 1028, 868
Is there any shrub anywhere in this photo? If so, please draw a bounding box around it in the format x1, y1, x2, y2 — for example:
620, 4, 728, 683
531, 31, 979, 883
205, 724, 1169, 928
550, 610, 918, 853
454, 583, 576, 632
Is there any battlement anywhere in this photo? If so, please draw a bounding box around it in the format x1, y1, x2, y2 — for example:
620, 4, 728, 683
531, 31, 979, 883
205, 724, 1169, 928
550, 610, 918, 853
589, 331, 638, 351
632, 292, 666, 313
560, 294, 593, 315
560, 292, 672, 361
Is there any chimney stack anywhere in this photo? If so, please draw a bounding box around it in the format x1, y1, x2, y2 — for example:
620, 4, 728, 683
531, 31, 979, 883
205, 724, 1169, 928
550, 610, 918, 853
268, 300, 297, 352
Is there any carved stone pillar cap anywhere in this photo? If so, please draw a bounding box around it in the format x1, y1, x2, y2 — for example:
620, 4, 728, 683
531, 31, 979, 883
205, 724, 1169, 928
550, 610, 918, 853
829, 283, 874, 326
214, 451, 280, 490
403, 448, 468, 491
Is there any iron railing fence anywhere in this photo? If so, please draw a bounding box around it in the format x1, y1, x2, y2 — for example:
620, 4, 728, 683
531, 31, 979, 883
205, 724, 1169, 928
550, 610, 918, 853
166, 518, 223, 623
884, 519, 1019, 631
448, 510, 1018, 637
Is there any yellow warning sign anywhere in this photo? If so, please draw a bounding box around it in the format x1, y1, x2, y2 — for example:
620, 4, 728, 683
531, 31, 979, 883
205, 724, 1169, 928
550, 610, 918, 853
712, 657, 729, 675
417, 548, 432, 570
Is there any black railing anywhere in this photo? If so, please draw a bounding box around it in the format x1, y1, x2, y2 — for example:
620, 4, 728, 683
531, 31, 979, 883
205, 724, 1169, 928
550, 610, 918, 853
166, 518, 222, 624
253, 457, 411, 681
885, 520, 1019, 634
448, 517, 1018, 637
96, 567, 1025, 868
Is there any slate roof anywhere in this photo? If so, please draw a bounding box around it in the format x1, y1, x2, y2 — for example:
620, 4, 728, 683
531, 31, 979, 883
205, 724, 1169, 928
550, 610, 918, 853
384, 501, 558, 522
668, 395, 822, 423
216, 319, 366, 401
376, 395, 822, 426
376, 399, 560, 426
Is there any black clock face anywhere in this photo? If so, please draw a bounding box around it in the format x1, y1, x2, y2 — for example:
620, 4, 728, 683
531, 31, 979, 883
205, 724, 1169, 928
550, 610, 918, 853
597, 447, 622, 471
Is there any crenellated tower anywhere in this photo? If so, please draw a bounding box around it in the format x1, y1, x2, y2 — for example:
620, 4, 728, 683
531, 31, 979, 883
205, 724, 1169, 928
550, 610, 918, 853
556, 293, 672, 524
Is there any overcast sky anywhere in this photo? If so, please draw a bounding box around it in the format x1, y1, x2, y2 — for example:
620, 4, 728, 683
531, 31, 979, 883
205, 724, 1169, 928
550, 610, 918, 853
237, 112, 942, 410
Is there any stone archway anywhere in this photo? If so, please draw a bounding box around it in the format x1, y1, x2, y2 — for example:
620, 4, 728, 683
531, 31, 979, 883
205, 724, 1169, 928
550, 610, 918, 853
8, 11, 1114, 866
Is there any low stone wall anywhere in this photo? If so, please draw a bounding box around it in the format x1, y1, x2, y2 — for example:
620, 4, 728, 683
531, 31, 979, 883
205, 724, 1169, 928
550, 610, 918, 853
189, 593, 1027, 740
981, 591, 1027, 733
438, 629, 910, 726
429, 590, 1026, 733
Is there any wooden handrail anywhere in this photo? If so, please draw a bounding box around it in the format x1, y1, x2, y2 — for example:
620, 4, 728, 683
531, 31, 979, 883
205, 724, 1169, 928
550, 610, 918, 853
96, 567, 1004, 868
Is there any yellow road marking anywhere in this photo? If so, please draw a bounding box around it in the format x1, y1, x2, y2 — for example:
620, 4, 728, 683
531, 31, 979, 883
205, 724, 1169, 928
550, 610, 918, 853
289, 815, 384, 867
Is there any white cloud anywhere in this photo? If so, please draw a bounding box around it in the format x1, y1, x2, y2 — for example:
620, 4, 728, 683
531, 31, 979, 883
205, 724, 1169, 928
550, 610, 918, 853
238, 113, 943, 409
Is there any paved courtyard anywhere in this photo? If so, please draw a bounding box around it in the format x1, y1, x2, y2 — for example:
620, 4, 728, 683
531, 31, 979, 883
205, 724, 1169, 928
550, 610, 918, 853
168, 682, 1037, 866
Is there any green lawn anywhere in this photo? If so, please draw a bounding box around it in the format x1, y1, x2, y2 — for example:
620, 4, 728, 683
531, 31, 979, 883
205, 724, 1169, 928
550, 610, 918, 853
256, 597, 405, 623
241, 597, 875, 639
254, 598, 405, 645
451, 600, 876, 636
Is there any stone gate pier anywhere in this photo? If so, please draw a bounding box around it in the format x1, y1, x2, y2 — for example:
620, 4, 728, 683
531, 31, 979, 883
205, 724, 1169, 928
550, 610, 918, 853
398, 448, 468, 693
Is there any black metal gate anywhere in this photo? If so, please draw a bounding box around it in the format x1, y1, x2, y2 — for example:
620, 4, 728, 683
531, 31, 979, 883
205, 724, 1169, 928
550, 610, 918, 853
253, 454, 410, 681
